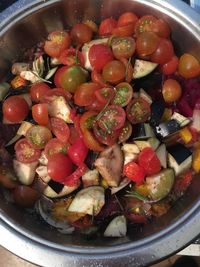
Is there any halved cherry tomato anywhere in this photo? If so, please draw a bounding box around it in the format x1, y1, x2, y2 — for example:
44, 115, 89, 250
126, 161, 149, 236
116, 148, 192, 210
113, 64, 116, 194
160, 55, 179, 75
44, 31, 71, 58
91, 69, 108, 87
112, 23, 135, 37
47, 153, 73, 182
3, 96, 29, 123
13, 186, 40, 207
68, 138, 88, 165
102, 60, 126, 84
119, 57, 134, 83
30, 82, 51, 103
135, 15, 157, 36
151, 19, 171, 38
150, 38, 174, 65
118, 121, 132, 143
136, 32, 160, 56
44, 138, 67, 159
86, 98, 105, 112
74, 82, 100, 106
99, 18, 117, 36
113, 82, 133, 107
123, 161, 145, 184
95, 87, 115, 104
41, 88, 72, 103
68, 126, 80, 145
138, 147, 161, 175
111, 37, 136, 59
54, 66, 68, 88
59, 48, 84, 67
32, 103, 49, 126
178, 53, 200, 79
14, 138, 41, 163
71, 23, 93, 45
117, 12, 138, 27
89, 44, 114, 71
126, 97, 151, 124
162, 79, 182, 103
97, 104, 126, 132
26, 125, 52, 149
64, 163, 88, 186
50, 117, 70, 143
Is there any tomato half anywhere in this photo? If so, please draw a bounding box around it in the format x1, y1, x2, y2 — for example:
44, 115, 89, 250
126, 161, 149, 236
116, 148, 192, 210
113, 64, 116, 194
162, 79, 182, 103
68, 138, 88, 165
74, 82, 100, 106
68, 125, 80, 145
32, 103, 49, 126
136, 32, 160, 56
3, 96, 29, 123
26, 125, 52, 149
71, 23, 93, 45
41, 88, 72, 103
91, 69, 108, 87
102, 60, 126, 84
123, 161, 145, 184
150, 38, 174, 65
138, 147, 161, 175
151, 19, 171, 38
89, 44, 114, 71
112, 23, 135, 37
126, 97, 151, 124
160, 55, 179, 75
117, 12, 138, 27
50, 117, 70, 143
54, 66, 68, 88
64, 163, 88, 186
59, 48, 85, 67
113, 82, 133, 107
44, 31, 71, 58
30, 83, 51, 103
44, 138, 68, 159
178, 53, 200, 79
111, 37, 136, 59
99, 18, 117, 36
15, 138, 41, 163
95, 87, 115, 104
135, 15, 157, 36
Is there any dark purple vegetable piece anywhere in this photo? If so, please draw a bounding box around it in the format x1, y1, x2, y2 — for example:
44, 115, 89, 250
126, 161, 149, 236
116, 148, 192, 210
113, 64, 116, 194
0, 122, 20, 144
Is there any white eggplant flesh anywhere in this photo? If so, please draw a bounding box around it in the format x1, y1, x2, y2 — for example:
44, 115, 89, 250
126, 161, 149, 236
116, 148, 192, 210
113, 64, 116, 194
38, 152, 48, 166
134, 138, 160, 151
192, 109, 200, 132
82, 169, 99, 188
104, 215, 127, 237
171, 112, 190, 127
156, 144, 167, 168
139, 88, 153, 104
133, 59, 158, 79
43, 183, 80, 198
111, 177, 131, 194
36, 166, 51, 183
168, 154, 192, 176
48, 96, 72, 123
68, 186, 105, 215
121, 144, 140, 154
17, 121, 33, 136
13, 160, 38, 185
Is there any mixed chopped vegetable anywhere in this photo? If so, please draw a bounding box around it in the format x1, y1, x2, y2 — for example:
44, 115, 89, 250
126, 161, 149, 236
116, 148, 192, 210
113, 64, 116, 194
0, 11, 200, 238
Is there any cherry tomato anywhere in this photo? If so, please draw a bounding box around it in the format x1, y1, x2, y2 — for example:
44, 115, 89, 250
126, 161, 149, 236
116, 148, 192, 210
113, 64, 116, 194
135, 15, 157, 36
68, 125, 80, 145
41, 88, 72, 103
50, 117, 70, 143
14, 138, 41, 163
32, 103, 49, 126
64, 163, 88, 186
99, 18, 117, 36
112, 23, 135, 37
13, 186, 40, 207
30, 82, 51, 103
86, 98, 105, 112
44, 138, 67, 159
119, 57, 134, 83
26, 125, 52, 149
138, 147, 161, 175
95, 87, 115, 104
150, 38, 174, 65
123, 161, 145, 184
91, 69, 108, 87
97, 104, 126, 132
59, 48, 84, 67
47, 153, 73, 182
68, 138, 88, 165
160, 55, 179, 75
102, 60, 126, 84
118, 121, 132, 143
113, 82, 133, 107
54, 66, 68, 88
3, 96, 29, 123
111, 37, 136, 59
126, 97, 151, 124
89, 44, 114, 71
71, 23, 93, 45
74, 82, 100, 106
151, 19, 171, 38
44, 31, 71, 58
162, 79, 182, 103
117, 12, 138, 27
178, 53, 200, 79
136, 32, 160, 56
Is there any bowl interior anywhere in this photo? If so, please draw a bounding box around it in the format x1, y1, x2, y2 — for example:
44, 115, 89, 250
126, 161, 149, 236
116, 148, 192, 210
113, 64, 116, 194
0, 0, 200, 250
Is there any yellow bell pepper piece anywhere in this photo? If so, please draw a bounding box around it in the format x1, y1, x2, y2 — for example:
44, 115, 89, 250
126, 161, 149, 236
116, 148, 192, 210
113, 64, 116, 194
179, 127, 192, 144
192, 149, 200, 173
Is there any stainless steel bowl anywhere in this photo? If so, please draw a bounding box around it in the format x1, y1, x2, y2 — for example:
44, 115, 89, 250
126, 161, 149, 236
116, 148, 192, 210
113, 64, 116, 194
0, 1, 200, 266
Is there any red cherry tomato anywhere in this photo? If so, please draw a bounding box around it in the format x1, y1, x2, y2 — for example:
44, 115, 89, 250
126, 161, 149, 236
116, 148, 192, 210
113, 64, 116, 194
68, 126, 80, 145
135, 15, 157, 36
160, 55, 179, 75
91, 69, 108, 87
14, 138, 41, 163
64, 163, 88, 186
117, 12, 138, 27
26, 125, 52, 149
178, 53, 200, 79
112, 23, 135, 37
138, 147, 161, 175
162, 79, 182, 103
13, 186, 40, 207
44, 138, 68, 159
44, 31, 71, 58
74, 82, 100, 106
150, 38, 174, 65
50, 117, 70, 143
32, 103, 49, 126
54, 66, 68, 88
30, 82, 51, 103
136, 32, 160, 56
68, 138, 88, 165
123, 161, 145, 184
95, 87, 115, 104
99, 18, 117, 36
102, 60, 126, 84
89, 44, 114, 71
71, 23, 93, 45
47, 153, 73, 182
112, 82, 133, 107
151, 19, 171, 38
86, 98, 105, 112
3, 96, 29, 123
59, 48, 84, 67
119, 57, 134, 83
111, 37, 136, 59
41, 88, 72, 103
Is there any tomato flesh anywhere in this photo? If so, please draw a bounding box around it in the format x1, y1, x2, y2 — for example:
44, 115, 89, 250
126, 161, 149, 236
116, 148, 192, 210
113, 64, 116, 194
113, 82, 133, 107
26, 125, 52, 149
74, 82, 100, 106
59, 48, 84, 67
50, 117, 70, 143
15, 138, 41, 163
64, 163, 88, 186
95, 87, 115, 104
44, 138, 67, 159
99, 18, 117, 36
126, 98, 151, 124
32, 103, 49, 126
138, 147, 161, 175
68, 138, 88, 165
111, 37, 136, 59
123, 161, 145, 184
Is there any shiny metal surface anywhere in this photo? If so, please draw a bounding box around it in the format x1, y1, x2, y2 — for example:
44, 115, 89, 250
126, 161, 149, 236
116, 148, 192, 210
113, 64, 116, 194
0, 0, 200, 266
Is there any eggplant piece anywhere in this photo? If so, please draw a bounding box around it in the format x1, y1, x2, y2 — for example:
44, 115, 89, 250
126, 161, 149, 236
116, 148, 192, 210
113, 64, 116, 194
104, 215, 127, 237
133, 72, 162, 92
122, 143, 139, 165
48, 96, 72, 123
85, 151, 99, 170
132, 123, 155, 140
139, 88, 153, 104
167, 144, 192, 175
156, 144, 167, 168
82, 169, 99, 188
171, 112, 190, 127
150, 100, 165, 127
111, 177, 131, 194
134, 137, 160, 151
133, 59, 158, 79
13, 160, 38, 185
155, 119, 181, 139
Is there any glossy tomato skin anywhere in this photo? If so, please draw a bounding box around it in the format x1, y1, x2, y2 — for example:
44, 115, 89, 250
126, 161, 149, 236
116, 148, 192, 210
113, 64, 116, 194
3, 96, 29, 123
123, 161, 145, 184
91, 70, 108, 88
44, 138, 67, 159
162, 79, 182, 103
126, 98, 151, 124
138, 147, 161, 175
74, 82, 100, 106
71, 23, 93, 45
151, 19, 171, 38
93, 123, 120, 146
117, 12, 138, 27
26, 125, 52, 149
59, 48, 84, 67
135, 15, 157, 36
99, 18, 117, 36
32, 103, 49, 126
54, 66, 68, 88
50, 117, 70, 143
178, 53, 200, 79
64, 163, 87, 186
44, 31, 71, 58
13, 186, 40, 207
112, 24, 135, 37
150, 38, 174, 65
30, 83, 51, 103
111, 37, 136, 59
136, 32, 160, 56
160, 55, 179, 75
68, 138, 88, 165
89, 44, 114, 71
47, 153, 73, 182
41, 88, 72, 103
95, 87, 115, 104
102, 60, 126, 84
